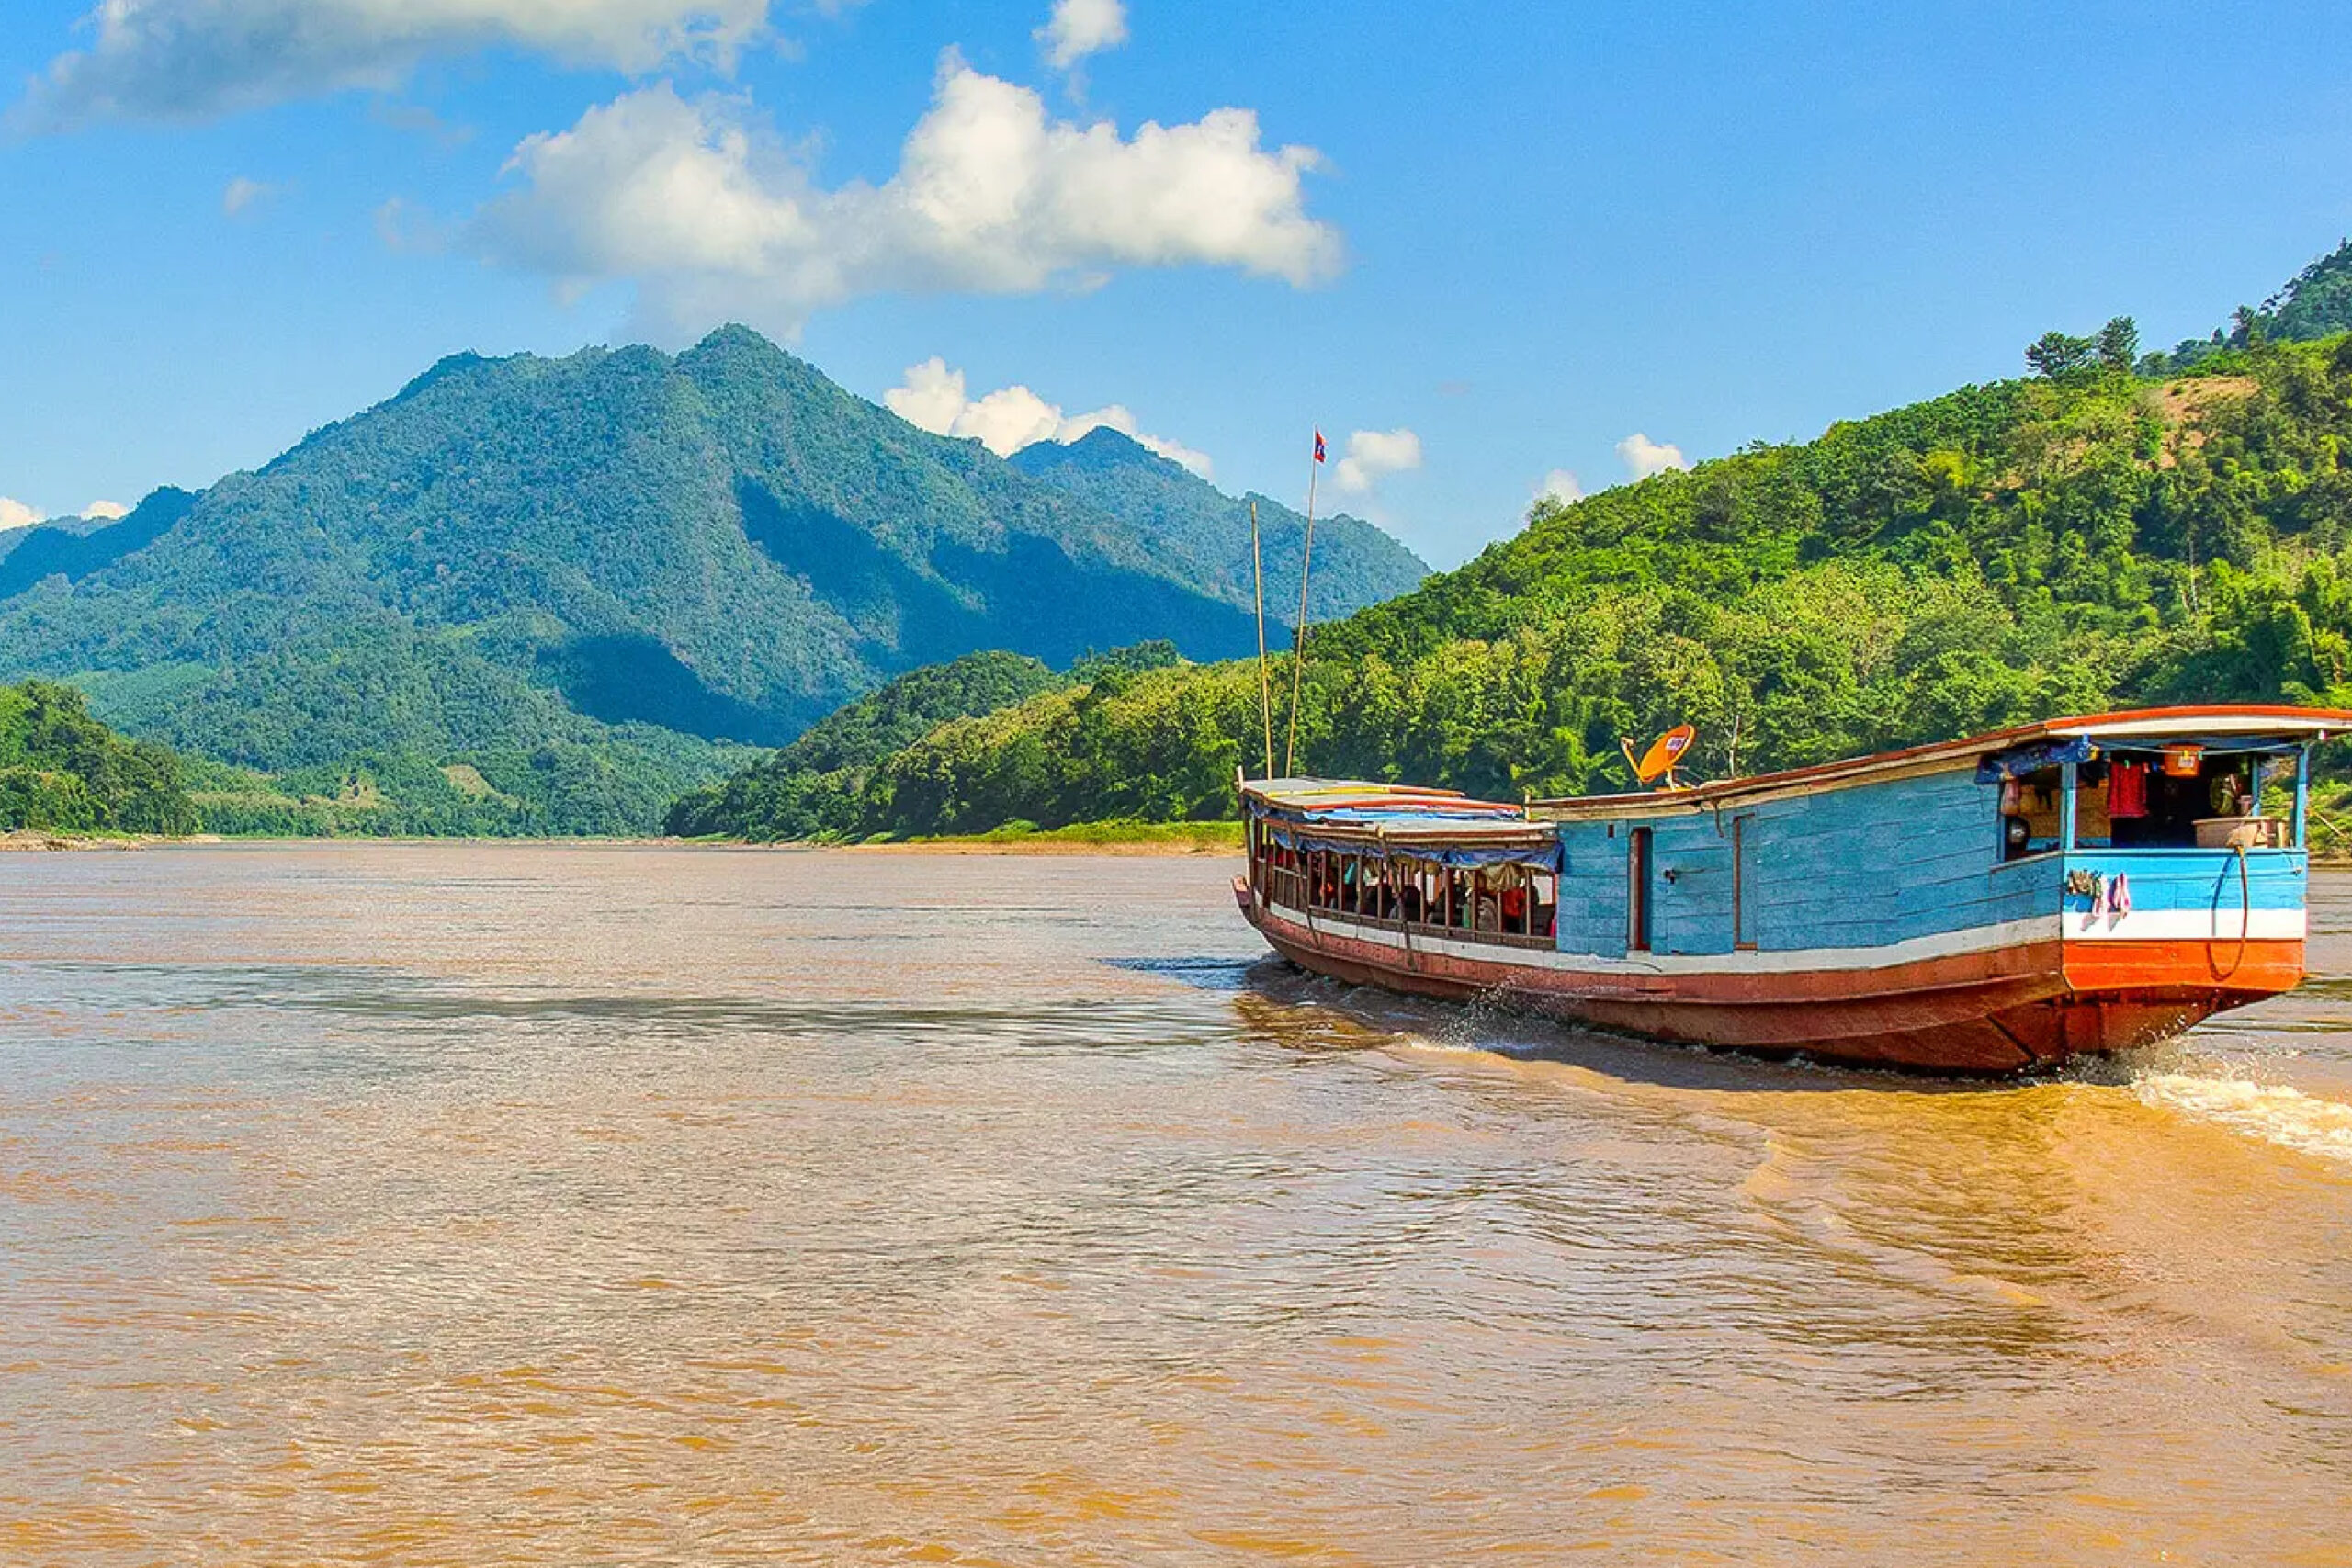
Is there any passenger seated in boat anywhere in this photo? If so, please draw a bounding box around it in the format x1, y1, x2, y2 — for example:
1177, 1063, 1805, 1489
1398, 883, 1425, 924
1500, 882, 1527, 934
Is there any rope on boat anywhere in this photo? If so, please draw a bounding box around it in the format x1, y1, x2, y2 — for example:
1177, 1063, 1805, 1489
2214, 843, 2249, 982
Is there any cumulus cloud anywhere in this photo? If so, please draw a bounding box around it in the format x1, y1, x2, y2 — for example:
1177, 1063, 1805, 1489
1037, 0, 1126, 70
883, 355, 1212, 476
1332, 427, 1422, 494
14, 0, 774, 129
1617, 432, 1687, 479
1537, 468, 1582, 504
221, 175, 277, 216
82, 500, 132, 519
472, 54, 1340, 340
0, 498, 38, 530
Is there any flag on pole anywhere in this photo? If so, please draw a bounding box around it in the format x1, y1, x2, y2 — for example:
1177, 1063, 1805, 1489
1312, 431, 1326, 463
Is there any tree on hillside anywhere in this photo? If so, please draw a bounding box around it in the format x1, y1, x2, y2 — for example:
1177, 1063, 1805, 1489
2265, 238, 2352, 341
2095, 316, 2139, 371
2026, 331, 2096, 379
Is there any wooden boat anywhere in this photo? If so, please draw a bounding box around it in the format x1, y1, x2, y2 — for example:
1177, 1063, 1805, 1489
1233, 705, 2344, 1073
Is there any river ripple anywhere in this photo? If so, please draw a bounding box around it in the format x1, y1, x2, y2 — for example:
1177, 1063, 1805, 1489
1, 844, 2347, 1565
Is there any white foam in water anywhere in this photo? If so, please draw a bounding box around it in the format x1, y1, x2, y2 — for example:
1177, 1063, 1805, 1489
2135, 1071, 2352, 1166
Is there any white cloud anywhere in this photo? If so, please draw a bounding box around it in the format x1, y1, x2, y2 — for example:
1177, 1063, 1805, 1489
952, 382, 1067, 457
882, 356, 974, 438
472, 54, 1340, 340
221, 175, 276, 216
1617, 432, 1687, 479
1037, 0, 1127, 70
14, 0, 774, 129
82, 500, 132, 520
883, 355, 1213, 477
1332, 427, 1422, 494
1538, 468, 1582, 504
0, 498, 38, 530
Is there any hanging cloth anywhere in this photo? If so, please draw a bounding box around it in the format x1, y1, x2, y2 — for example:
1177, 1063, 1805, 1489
2109, 760, 2150, 818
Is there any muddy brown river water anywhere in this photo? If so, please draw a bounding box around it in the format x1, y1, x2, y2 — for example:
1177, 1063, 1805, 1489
1, 843, 2348, 1565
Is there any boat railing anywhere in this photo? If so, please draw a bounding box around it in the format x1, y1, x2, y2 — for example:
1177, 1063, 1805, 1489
1258, 872, 1557, 952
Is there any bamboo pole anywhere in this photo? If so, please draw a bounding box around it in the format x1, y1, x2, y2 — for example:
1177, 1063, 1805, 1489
1250, 500, 1273, 780
1283, 445, 1320, 777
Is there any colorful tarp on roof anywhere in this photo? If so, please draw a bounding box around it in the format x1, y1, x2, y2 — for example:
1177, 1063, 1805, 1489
1241, 779, 1560, 869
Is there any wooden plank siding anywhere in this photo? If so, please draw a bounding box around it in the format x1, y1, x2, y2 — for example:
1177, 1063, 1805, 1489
2056, 847, 2304, 917
1556, 767, 2058, 961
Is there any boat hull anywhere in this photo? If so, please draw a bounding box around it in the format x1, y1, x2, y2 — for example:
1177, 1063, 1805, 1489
1237, 883, 2299, 1074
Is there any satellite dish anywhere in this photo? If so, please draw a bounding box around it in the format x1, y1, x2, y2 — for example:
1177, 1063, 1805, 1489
1621, 724, 1697, 789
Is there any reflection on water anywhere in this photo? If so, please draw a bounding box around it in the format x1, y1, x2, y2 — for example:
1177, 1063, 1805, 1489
1, 844, 2348, 1565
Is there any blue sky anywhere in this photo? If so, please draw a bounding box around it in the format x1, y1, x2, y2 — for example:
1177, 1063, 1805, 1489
3, 0, 2349, 565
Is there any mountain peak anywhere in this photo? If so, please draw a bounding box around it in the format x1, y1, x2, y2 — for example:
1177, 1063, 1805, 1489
392, 350, 492, 402
1010, 424, 1181, 480
690, 321, 786, 358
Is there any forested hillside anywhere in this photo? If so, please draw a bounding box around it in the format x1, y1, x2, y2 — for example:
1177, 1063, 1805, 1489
664, 643, 1180, 840
676, 270, 2352, 840
0, 329, 1419, 834
1010, 428, 1427, 622
2156, 238, 2352, 369
0, 681, 195, 836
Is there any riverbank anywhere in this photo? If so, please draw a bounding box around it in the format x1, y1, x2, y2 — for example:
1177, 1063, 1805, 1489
0, 829, 222, 852
847, 820, 1244, 855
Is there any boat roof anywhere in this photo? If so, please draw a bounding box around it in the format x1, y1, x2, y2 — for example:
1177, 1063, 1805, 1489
1238, 777, 1554, 848
1531, 704, 2352, 820
1239, 706, 2352, 838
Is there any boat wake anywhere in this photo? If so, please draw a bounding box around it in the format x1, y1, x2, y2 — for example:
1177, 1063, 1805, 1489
2133, 1070, 2352, 1167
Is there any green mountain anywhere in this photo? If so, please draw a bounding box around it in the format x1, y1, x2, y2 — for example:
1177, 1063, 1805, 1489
1008, 427, 1428, 623
674, 247, 2352, 840
0, 680, 195, 836
662, 642, 1182, 841
0, 328, 1419, 834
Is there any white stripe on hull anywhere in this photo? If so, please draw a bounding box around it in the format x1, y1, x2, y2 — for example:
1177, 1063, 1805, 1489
2063, 907, 2303, 942
1261, 897, 2303, 980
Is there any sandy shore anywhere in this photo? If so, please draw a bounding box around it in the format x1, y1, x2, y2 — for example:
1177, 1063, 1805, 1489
1, 829, 148, 852
844, 838, 1241, 857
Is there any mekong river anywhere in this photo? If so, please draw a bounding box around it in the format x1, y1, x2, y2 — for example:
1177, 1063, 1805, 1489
2, 844, 2347, 1565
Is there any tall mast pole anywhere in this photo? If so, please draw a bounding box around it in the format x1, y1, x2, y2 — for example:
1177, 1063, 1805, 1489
1283, 437, 1320, 777
1250, 499, 1274, 780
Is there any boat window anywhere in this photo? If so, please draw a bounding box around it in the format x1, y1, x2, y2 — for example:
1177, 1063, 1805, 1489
2105, 749, 2290, 850
1999, 766, 2064, 859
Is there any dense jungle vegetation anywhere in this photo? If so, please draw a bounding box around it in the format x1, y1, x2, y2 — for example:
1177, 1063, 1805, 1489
665, 644, 1178, 840
0, 680, 196, 835
678, 242, 2352, 840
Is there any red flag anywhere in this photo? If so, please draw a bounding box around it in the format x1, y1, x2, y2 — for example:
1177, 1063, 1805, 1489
1312, 431, 1326, 463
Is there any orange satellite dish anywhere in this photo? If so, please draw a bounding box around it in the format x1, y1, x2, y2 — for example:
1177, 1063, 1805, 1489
1622, 724, 1697, 788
